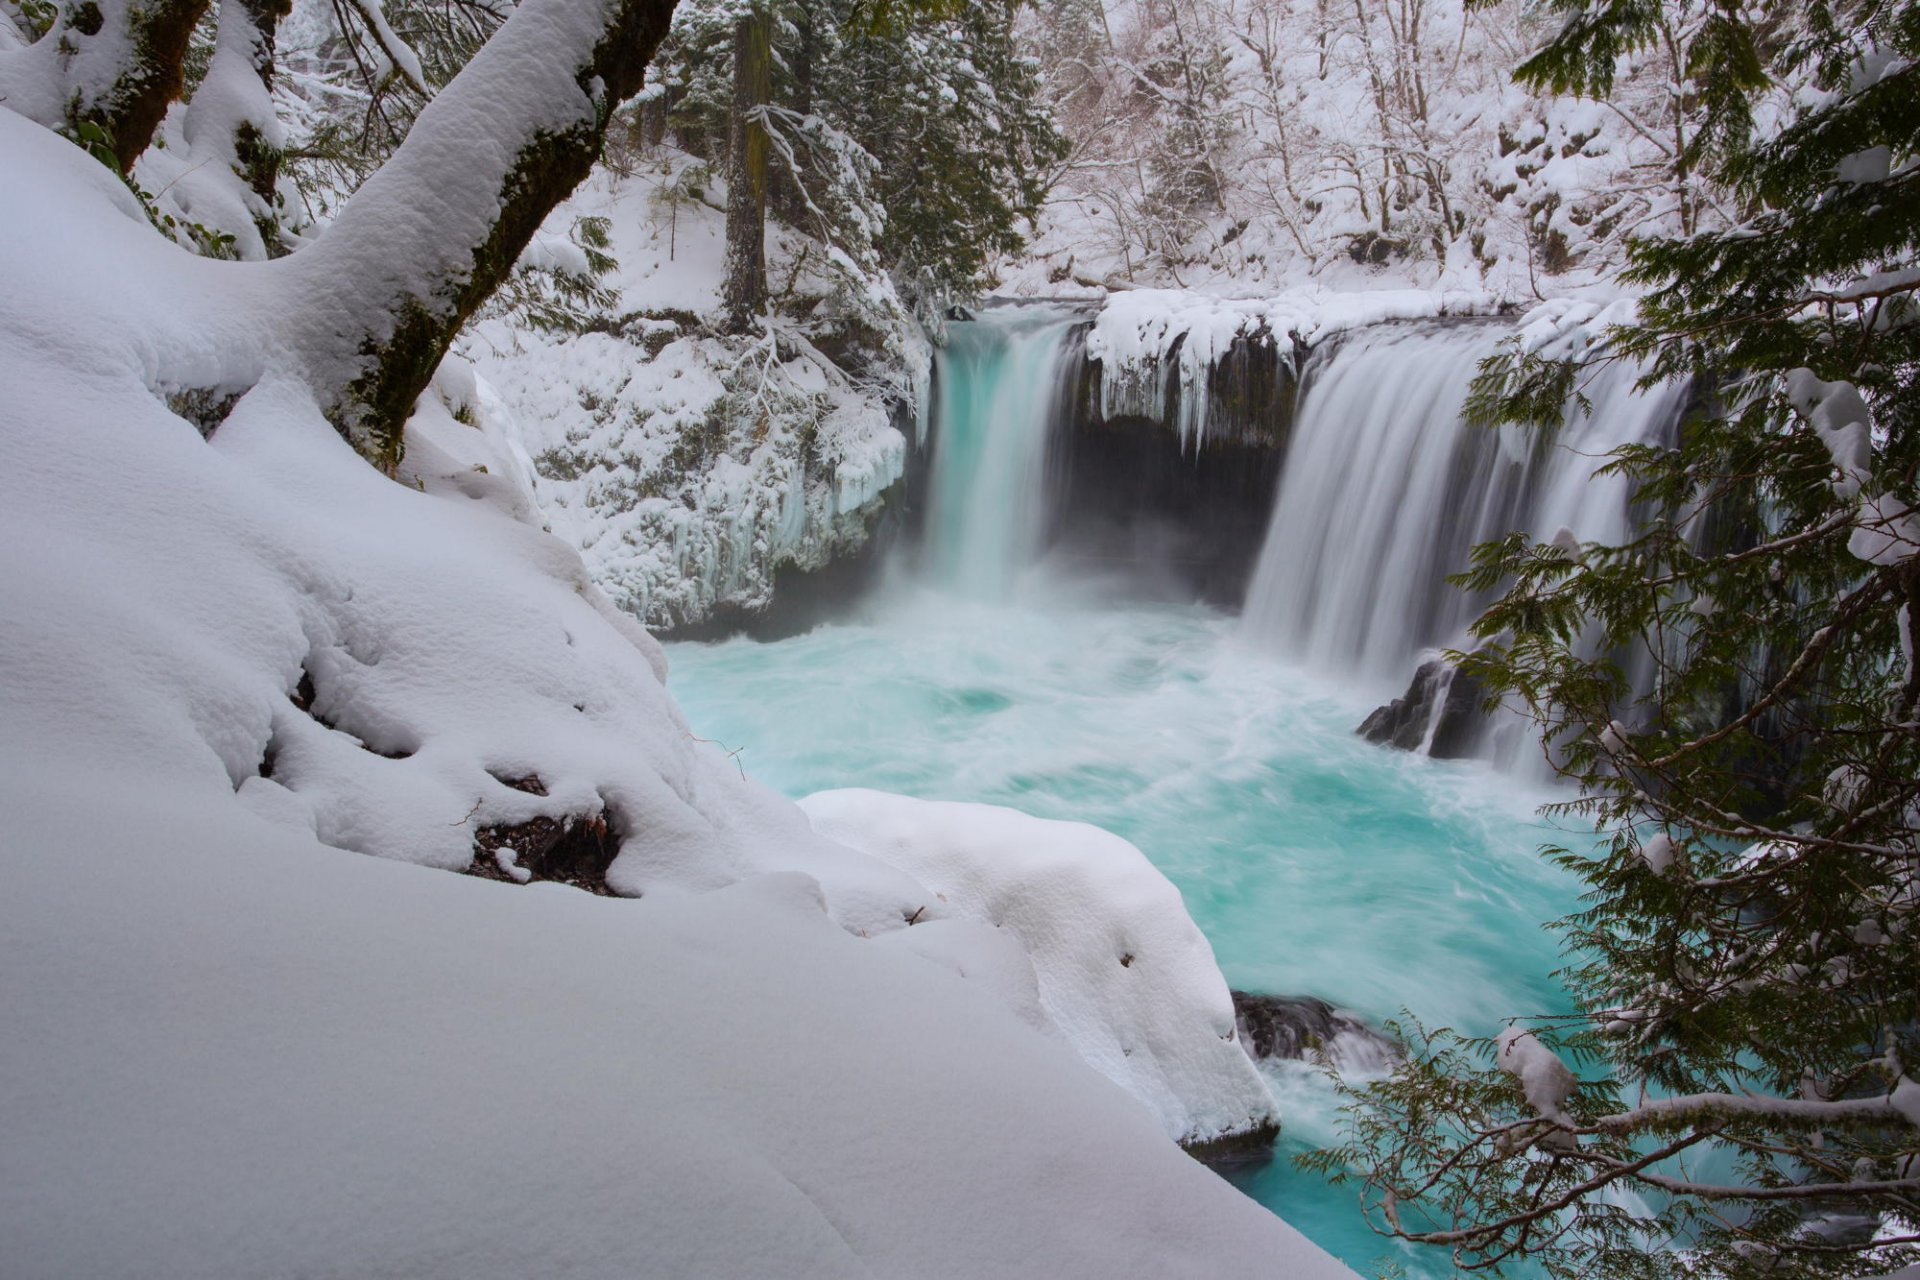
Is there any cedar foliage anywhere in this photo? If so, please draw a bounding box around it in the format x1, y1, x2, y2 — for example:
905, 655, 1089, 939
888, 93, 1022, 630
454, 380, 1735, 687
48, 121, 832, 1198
1309, 3, 1920, 1277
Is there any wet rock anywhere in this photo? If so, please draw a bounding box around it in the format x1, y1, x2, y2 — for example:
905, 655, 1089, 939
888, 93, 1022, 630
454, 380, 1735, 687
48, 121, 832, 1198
1230, 991, 1398, 1074
1181, 1118, 1281, 1172
1357, 653, 1484, 759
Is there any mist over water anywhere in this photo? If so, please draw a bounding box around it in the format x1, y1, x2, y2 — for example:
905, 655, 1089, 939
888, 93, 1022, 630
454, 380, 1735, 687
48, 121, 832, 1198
663, 308, 1651, 1275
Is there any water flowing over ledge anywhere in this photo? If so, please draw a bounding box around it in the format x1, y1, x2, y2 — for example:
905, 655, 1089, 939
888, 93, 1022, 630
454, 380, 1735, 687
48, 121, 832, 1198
662, 291, 1680, 1276
924, 299, 1688, 767
1082, 287, 1499, 452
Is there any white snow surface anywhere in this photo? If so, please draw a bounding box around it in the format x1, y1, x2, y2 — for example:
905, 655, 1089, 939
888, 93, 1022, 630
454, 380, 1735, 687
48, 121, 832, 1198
3, 768, 1350, 1280
801, 789, 1281, 1147
0, 106, 1353, 1278
1851, 492, 1920, 567
1495, 1026, 1578, 1124
1788, 367, 1874, 498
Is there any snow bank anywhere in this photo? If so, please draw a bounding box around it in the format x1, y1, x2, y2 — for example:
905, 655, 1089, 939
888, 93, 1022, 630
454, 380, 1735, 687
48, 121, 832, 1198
0, 105, 1353, 1277
800, 789, 1281, 1147
1, 766, 1354, 1280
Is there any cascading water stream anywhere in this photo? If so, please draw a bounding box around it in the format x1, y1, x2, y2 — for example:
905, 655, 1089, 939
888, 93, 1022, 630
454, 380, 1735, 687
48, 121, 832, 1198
924, 306, 1085, 596
1241, 322, 1687, 707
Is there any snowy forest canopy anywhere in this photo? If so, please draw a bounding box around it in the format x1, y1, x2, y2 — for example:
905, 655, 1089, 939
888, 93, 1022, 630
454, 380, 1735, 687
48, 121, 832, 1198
0, 0, 1795, 301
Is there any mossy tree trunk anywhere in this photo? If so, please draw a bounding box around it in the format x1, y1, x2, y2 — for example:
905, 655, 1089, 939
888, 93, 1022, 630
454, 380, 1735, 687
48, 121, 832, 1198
43, 0, 212, 171
721, 1, 770, 335
283, 0, 682, 467
232, 0, 291, 250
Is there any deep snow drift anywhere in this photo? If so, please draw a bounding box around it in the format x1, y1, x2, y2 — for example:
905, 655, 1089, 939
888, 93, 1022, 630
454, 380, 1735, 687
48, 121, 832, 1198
0, 108, 1350, 1277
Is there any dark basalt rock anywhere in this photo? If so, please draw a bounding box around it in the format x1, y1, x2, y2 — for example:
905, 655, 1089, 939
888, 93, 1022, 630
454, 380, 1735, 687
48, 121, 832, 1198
1185, 992, 1399, 1171
1181, 1117, 1282, 1171
1357, 653, 1485, 759
1050, 326, 1296, 607
470, 810, 622, 895
1230, 991, 1398, 1073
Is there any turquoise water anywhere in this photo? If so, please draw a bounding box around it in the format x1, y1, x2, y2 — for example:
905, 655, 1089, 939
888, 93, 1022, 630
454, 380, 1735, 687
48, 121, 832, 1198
666, 578, 1587, 1278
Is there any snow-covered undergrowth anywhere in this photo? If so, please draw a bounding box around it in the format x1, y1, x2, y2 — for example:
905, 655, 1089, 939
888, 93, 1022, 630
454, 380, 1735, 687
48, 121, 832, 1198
465, 155, 917, 631
803, 789, 1281, 1144
0, 110, 1350, 1276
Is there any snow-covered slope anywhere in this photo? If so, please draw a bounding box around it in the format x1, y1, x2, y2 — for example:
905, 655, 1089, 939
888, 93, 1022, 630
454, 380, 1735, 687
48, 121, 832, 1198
0, 107, 1352, 1277
1008, 0, 1797, 301
3, 767, 1341, 1280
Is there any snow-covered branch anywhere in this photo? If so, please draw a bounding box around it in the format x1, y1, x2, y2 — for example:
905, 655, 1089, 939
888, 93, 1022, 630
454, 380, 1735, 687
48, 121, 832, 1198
1584, 1090, 1912, 1136
278, 0, 680, 464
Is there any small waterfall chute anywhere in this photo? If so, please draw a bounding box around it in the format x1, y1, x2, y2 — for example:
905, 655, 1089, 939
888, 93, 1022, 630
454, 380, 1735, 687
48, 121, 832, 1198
1242, 322, 1687, 690
925, 305, 1087, 596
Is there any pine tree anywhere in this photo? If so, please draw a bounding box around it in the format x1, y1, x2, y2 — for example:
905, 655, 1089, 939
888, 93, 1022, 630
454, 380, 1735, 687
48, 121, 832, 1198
1309, 3, 1920, 1277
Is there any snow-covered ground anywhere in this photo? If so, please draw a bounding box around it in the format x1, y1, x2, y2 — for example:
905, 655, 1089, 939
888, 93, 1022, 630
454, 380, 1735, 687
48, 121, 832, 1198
0, 107, 1353, 1276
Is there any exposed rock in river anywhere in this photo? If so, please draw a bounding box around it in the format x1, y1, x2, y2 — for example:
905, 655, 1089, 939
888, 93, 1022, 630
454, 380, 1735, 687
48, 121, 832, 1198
1230, 990, 1399, 1074
1357, 653, 1485, 758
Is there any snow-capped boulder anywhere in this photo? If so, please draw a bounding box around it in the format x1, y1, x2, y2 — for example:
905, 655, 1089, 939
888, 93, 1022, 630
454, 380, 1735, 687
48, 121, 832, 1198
799, 788, 1281, 1148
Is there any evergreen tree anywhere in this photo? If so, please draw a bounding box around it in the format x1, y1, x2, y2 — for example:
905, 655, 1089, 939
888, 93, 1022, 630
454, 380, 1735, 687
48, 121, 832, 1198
817, 0, 1064, 304
1310, 3, 1920, 1278
652, 0, 1062, 312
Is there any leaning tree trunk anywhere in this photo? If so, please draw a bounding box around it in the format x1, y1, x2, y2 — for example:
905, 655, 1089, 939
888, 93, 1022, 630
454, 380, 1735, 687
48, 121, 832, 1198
721, 1, 770, 335
0, 0, 213, 171
277, 0, 681, 468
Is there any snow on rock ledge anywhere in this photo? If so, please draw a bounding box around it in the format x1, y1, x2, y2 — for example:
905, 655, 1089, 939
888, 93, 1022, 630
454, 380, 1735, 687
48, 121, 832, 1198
466, 170, 917, 634
1084, 286, 1494, 450
800, 788, 1281, 1148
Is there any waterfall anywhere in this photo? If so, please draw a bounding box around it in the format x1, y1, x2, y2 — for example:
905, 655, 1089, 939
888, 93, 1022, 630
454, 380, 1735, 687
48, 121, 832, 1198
925, 305, 1085, 596
919, 306, 1689, 772
1240, 321, 1687, 691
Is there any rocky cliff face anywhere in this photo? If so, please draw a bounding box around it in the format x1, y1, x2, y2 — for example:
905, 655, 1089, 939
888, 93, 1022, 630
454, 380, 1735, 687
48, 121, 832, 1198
1047, 323, 1297, 605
